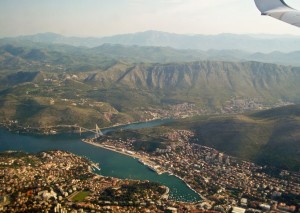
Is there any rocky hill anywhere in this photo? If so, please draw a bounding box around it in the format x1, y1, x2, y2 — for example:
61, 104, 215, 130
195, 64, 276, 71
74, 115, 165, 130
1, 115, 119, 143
86, 61, 300, 106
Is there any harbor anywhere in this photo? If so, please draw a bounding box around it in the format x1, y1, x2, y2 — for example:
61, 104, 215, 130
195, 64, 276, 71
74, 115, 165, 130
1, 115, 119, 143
82, 139, 166, 175
0, 128, 202, 202
81, 138, 205, 201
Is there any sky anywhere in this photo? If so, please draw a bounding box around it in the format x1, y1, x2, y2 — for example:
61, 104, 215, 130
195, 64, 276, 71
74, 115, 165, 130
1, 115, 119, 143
1, 0, 300, 37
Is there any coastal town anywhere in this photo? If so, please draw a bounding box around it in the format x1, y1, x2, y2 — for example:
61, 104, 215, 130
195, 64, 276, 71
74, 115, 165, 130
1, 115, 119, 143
0, 150, 216, 213
83, 128, 300, 213
0, 94, 299, 212
2, 1, 300, 212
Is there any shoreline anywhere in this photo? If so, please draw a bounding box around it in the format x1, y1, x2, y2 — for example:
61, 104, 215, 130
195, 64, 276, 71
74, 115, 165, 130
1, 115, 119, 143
82, 139, 140, 158
172, 174, 207, 201
100, 118, 172, 131
0, 122, 205, 202
82, 139, 165, 175
0, 118, 172, 136
81, 139, 204, 202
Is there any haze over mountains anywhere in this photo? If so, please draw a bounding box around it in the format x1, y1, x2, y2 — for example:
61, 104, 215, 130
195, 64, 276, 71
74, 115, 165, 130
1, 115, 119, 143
1, 41, 300, 70
2, 30, 300, 53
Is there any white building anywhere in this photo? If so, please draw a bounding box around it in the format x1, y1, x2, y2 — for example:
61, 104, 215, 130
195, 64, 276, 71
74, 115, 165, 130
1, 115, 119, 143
232, 206, 246, 213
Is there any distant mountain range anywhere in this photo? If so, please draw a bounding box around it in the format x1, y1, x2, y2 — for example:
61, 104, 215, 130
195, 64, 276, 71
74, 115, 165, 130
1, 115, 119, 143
1, 43, 300, 71
2, 31, 300, 53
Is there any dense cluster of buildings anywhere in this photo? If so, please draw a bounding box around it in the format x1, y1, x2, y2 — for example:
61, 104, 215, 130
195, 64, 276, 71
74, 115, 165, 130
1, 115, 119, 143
91, 129, 300, 212
221, 97, 293, 114
135, 103, 206, 121
0, 150, 220, 212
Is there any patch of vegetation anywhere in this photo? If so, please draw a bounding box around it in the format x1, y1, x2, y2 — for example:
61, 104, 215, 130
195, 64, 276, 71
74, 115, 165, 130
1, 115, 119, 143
72, 191, 90, 202
99, 182, 164, 202
106, 127, 171, 152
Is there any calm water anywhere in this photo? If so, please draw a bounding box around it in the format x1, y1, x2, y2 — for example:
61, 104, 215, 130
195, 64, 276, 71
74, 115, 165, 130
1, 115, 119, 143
0, 120, 201, 202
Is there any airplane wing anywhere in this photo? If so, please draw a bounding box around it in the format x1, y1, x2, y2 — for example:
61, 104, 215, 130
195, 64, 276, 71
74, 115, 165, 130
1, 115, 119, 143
254, 0, 300, 27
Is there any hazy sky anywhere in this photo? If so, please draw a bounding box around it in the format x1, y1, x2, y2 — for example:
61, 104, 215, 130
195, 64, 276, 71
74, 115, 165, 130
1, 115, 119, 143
1, 0, 300, 37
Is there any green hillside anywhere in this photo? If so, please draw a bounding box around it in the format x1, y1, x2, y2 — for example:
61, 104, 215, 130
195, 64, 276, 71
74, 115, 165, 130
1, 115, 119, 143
0, 91, 131, 129
1, 42, 300, 74
169, 105, 300, 171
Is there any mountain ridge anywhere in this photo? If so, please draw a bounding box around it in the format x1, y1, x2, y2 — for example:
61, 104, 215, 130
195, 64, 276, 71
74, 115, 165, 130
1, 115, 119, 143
2, 60, 300, 110
1, 43, 300, 73
2, 31, 300, 53
86, 61, 300, 104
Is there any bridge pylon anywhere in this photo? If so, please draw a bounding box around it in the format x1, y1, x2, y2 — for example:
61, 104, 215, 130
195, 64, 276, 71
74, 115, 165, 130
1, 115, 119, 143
95, 124, 103, 138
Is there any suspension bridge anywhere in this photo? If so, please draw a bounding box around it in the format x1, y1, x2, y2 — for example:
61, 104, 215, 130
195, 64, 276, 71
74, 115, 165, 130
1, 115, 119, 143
50, 124, 104, 138
77, 124, 103, 138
